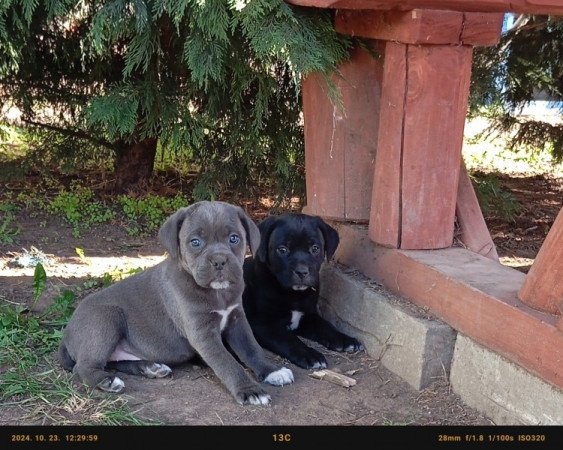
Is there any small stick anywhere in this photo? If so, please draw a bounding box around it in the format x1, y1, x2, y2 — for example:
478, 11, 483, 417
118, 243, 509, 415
309, 369, 357, 388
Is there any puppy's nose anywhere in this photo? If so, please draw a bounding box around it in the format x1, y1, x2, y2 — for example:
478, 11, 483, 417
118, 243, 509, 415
293, 266, 309, 279
209, 255, 227, 270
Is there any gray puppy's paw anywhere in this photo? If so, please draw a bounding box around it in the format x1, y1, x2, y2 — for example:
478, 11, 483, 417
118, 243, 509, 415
142, 363, 172, 378
246, 393, 272, 406
98, 376, 125, 393
236, 389, 272, 406
263, 367, 294, 386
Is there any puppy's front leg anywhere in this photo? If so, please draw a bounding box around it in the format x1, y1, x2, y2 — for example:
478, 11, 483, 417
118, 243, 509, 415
297, 313, 364, 353
223, 310, 294, 387
186, 324, 271, 406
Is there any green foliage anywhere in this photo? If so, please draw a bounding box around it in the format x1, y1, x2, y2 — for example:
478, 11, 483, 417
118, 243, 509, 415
47, 183, 115, 237
471, 172, 523, 222
470, 15, 563, 161
118, 193, 187, 235
0, 289, 152, 424
0, 0, 353, 200
0, 290, 76, 387
0, 202, 21, 243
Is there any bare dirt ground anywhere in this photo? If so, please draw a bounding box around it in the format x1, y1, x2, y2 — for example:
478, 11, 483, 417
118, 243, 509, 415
0, 170, 561, 430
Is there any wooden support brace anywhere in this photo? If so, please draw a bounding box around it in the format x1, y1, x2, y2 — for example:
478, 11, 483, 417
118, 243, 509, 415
518, 207, 563, 315
455, 160, 499, 261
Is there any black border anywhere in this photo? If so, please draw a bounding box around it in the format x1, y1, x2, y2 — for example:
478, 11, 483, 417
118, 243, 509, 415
2, 425, 562, 449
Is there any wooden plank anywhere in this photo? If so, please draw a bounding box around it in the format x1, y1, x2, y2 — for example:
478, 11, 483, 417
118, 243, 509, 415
460, 12, 504, 46
400, 44, 472, 249
303, 73, 346, 218
368, 41, 406, 248
303, 45, 382, 221
335, 9, 464, 45
286, 0, 563, 15
456, 160, 499, 261
333, 222, 563, 390
518, 207, 563, 315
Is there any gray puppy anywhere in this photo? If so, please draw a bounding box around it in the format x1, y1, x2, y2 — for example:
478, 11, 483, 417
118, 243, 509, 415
58, 201, 294, 405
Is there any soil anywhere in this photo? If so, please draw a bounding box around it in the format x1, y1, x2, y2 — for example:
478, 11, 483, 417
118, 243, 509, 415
0, 170, 561, 429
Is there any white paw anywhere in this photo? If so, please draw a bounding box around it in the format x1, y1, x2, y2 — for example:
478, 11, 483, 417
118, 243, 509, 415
264, 367, 294, 386
311, 361, 327, 369
145, 363, 172, 378
247, 393, 271, 405
99, 376, 124, 393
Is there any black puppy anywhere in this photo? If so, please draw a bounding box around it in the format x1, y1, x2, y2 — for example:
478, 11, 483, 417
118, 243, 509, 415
242, 213, 364, 369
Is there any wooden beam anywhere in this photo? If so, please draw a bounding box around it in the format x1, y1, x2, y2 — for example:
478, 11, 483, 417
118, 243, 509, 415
335, 9, 465, 45
455, 160, 499, 261
336, 10, 503, 46
286, 0, 563, 15
460, 12, 505, 46
333, 223, 563, 390
518, 207, 563, 315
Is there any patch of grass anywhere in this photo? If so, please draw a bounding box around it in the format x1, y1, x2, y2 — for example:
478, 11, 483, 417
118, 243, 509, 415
81, 266, 145, 291
0, 289, 154, 425
47, 183, 115, 238
118, 193, 188, 236
0, 202, 21, 243
470, 172, 523, 223
463, 117, 563, 176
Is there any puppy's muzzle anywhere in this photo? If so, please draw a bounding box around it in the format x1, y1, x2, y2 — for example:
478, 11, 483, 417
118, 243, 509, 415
291, 264, 315, 291
209, 253, 231, 290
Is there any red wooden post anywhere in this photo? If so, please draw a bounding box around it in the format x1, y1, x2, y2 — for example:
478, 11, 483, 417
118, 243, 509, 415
341, 9, 501, 249
302, 45, 383, 221
399, 43, 472, 249
518, 207, 563, 315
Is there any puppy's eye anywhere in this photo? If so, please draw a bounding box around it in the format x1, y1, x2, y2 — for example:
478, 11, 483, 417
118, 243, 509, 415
310, 244, 320, 255
190, 238, 201, 248
229, 234, 240, 245
276, 246, 289, 255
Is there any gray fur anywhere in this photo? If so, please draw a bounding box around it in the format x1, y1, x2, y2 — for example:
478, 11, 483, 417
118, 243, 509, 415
58, 201, 293, 405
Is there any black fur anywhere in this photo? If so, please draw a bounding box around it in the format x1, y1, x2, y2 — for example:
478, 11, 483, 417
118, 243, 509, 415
243, 213, 364, 369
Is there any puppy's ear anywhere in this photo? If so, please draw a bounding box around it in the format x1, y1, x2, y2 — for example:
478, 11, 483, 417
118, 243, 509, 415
316, 217, 340, 261
236, 207, 261, 256
255, 215, 278, 263
159, 207, 189, 259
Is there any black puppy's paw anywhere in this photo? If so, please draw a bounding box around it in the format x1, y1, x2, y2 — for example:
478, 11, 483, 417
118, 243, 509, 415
325, 335, 365, 353
292, 347, 328, 370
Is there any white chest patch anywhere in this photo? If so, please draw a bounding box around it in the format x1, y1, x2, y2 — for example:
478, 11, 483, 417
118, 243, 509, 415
210, 280, 230, 290
212, 304, 238, 331
288, 310, 303, 331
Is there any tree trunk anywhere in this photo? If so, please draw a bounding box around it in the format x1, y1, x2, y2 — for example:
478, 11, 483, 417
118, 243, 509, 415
113, 137, 158, 192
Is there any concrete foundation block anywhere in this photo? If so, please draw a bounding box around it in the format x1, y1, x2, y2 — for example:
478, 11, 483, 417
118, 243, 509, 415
318, 263, 456, 390
450, 334, 563, 425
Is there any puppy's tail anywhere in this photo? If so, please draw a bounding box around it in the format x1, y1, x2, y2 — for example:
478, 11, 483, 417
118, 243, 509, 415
57, 342, 75, 371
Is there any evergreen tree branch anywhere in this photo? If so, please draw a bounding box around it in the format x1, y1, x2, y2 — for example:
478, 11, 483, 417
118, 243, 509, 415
19, 117, 115, 150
